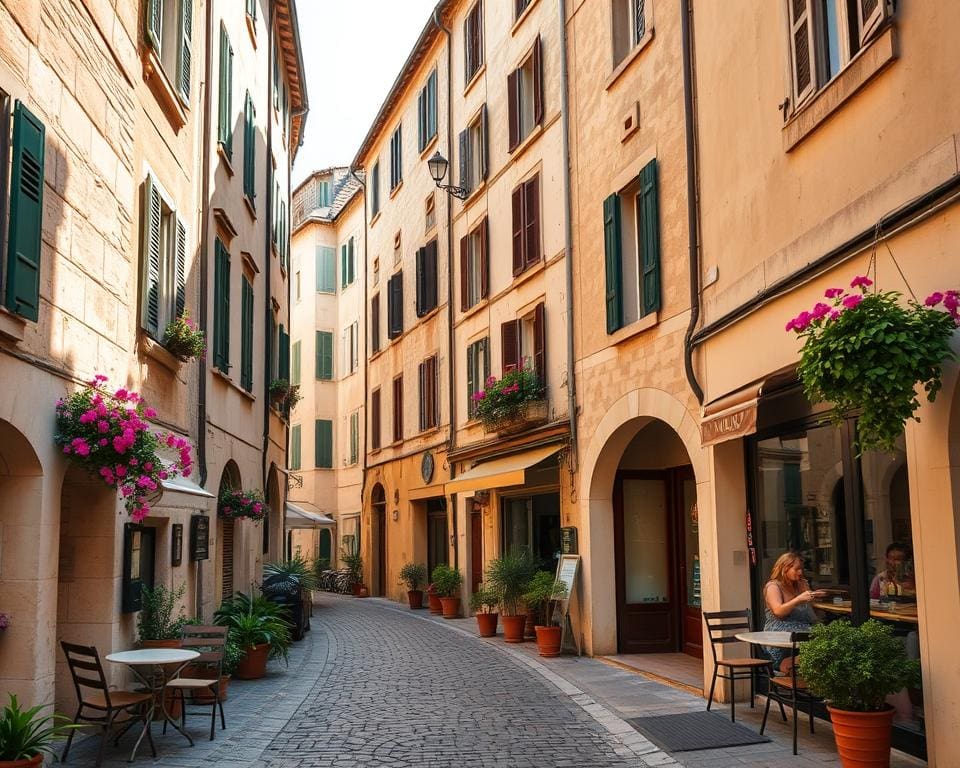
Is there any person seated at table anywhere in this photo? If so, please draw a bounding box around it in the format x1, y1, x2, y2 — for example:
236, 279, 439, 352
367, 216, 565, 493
870, 542, 916, 598
763, 552, 824, 674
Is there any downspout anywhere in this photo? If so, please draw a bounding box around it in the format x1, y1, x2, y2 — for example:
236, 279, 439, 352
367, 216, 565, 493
197, 0, 214, 487
349, 165, 368, 550
558, 0, 578, 468
262, 2, 276, 548
681, 0, 704, 404
432, 7, 459, 570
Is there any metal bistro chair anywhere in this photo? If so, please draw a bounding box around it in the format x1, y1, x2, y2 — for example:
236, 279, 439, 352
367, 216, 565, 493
164, 625, 228, 741
703, 609, 780, 722
60, 641, 155, 767
761, 630, 817, 755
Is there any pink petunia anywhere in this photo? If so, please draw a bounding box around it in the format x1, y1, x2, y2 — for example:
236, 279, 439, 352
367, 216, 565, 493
925, 292, 944, 307
829, 311, 841, 321
792, 311, 813, 331
144, 407, 157, 419
842, 294, 863, 310
850, 275, 873, 289
811, 302, 831, 319
944, 293, 959, 313
824, 288, 844, 299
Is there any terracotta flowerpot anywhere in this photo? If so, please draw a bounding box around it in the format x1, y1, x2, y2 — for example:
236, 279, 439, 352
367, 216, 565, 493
476, 612, 499, 637
534, 625, 562, 657
0, 754, 43, 767
440, 596, 461, 618
502, 614, 527, 643
407, 589, 424, 609
234, 643, 270, 680
351, 582, 363, 596
427, 592, 443, 615
827, 705, 896, 768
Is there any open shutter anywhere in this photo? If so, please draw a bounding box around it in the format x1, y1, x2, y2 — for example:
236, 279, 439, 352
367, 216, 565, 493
418, 360, 426, 431
426, 240, 438, 311
240, 278, 253, 391
857, 0, 887, 46
175, 216, 187, 317
603, 193, 623, 333
415, 247, 425, 317
5, 102, 45, 323
480, 104, 489, 181
789, 0, 815, 107
177, 0, 193, 102
371, 295, 380, 353
393, 376, 404, 442
371, 389, 381, 450
480, 218, 489, 299
533, 35, 544, 126
218, 26, 233, 156
467, 343, 477, 419
458, 129, 470, 194
348, 238, 355, 283
142, 174, 162, 337
533, 303, 545, 383
511, 186, 524, 275
213, 240, 231, 370
507, 69, 520, 151
523, 175, 540, 268
341, 245, 347, 289
639, 159, 661, 316
418, 88, 425, 153
501, 320, 520, 373
459, 235, 469, 312
278, 325, 290, 380
146, 0, 162, 49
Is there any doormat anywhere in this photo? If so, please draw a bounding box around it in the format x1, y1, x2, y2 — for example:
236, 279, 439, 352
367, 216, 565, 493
625, 711, 770, 752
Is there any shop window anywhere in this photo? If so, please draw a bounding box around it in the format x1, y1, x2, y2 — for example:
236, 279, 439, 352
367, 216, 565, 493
501, 493, 561, 572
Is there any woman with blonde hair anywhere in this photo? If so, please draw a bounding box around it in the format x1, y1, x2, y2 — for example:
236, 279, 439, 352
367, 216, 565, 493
763, 552, 823, 672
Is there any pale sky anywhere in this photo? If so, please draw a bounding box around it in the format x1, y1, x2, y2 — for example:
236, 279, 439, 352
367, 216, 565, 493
292, 0, 439, 185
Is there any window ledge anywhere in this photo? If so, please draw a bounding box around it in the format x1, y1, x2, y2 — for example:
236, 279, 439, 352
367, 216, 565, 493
509, 123, 543, 162
416, 306, 441, 324
608, 311, 659, 346
142, 47, 188, 128
370, 211, 382, 228
457, 297, 489, 325
389, 180, 404, 200
139, 333, 183, 373
464, 63, 486, 97
783, 25, 897, 153
511, 0, 541, 36
512, 255, 545, 287
418, 426, 441, 438
217, 143, 235, 176
461, 179, 487, 209
370, 347, 385, 362
0, 307, 26, 343
243, 195, 257, 219
245, 12, 257, 46
419, 134, 439, 161
211, 366, 254, 403
605, 29, 655, 92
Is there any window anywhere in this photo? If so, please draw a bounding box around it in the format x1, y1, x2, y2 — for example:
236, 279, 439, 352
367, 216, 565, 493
217, 24, 233, 158
340, 237, 355, 288
501, 302, 544, 381
418, 69, 438, 152
212, 238, 230, 372
316, 246, 336, 292
315, 330, 333, 380
240, 275, 254, 391
371, 388, 382, 450
511, 173, 540, 276
464, 2, 484, 85
390, 125, 403, 190
371, 294, 381, 354
788, 0, 890, 110
277, 322, 290, 381
425, 194, 436, 232
460, 218, 488, 311
245, 0, 256, 21
392, 375, 404, 443
349, 411, 359, 465
145, 0, 193, 103
316, 180, 331, 208
508, 37, 542, 151
347, 321, 359, 374
415, 240, 438, 317
387, 271, 404, 339
243, 90, 256, 203
612, 0, 649, 66
603, 158, 660, 332
515, 0, 533, 17
466, 338, 489, 419
393, 230, 402, 266
370, 162, 380, 217
315, 419, 333, 469
291, 339, 301, 386
3, 100, 44, 323
419, 355, 439, 432
140, 173, 187, 342
458, 105, 488, 194
501, 494, 561, 571
290, 424, 301, 470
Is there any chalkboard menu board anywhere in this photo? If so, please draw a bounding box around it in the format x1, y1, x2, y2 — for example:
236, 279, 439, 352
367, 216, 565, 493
190, 514, 210, 561
561, 526, 578, 555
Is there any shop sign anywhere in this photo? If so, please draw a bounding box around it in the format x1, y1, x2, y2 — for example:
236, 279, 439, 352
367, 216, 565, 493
701, 401, 758, 447
561, 526, 578, 555
190, 514, 210, 561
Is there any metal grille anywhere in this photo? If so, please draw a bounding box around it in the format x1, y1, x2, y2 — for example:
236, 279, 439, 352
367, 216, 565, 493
635, 0, 646, 43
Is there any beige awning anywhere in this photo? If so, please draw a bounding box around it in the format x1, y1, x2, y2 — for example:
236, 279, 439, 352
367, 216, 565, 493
700, 381, 765, 447
159, 458, 215, 498
446, 445, 562, 494
285, 501, 335, 529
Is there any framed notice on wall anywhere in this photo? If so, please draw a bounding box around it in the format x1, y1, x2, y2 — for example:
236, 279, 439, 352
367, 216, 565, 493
190, 515, 210, 561
171, 523, 183, 566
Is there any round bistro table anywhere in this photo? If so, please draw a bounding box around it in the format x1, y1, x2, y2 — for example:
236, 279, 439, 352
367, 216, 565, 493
734, 630, 796, 649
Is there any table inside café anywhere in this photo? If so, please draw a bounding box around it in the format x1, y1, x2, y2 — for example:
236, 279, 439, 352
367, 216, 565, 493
812, 597, 918, 624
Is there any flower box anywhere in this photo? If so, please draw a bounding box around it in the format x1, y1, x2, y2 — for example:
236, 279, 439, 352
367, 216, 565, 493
483, 399, 548, 435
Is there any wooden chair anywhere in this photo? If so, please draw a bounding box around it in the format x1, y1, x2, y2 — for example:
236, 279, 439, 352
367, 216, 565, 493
703, 609, 778, 722
760, 630, 817, 755
60, 641, 155, 767
164, 625, 227, 741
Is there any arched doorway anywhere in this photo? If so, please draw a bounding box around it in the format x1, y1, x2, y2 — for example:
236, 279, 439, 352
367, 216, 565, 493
217, 461, 241, 601
371, 484, 386, 597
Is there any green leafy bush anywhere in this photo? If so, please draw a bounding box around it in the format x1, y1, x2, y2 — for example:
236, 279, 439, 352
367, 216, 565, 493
137, 583, 187, 642
264, 555, 318, 593
162, 312, 206, 361
214, 592, 292, 663
473, 367, 546, 426
431, 564, 463, 598
523, 570, 568, 627
218, 488, 267, 521
222, 638, 246, 677
399, 562, 427, 591
797, 619, 920, 711
469, 583, 501, 614
0, 694, 78, 761
341, 550, 364, 588
485, 549, 537, 616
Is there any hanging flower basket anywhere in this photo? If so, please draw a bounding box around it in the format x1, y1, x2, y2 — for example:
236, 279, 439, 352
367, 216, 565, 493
786, 276, 958, 452
0, 612, 9, 631
474, 368, 547, 435
219, 488, 267, 522
161, 312, 206, 362
55, 376, 193, 522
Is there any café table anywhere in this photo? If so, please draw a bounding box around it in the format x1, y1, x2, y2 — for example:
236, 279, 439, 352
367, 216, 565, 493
734, 630, 795, 649
105, 647, 200, 760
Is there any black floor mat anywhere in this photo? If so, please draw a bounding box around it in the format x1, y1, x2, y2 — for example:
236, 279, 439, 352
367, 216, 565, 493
625, 711, 771, 752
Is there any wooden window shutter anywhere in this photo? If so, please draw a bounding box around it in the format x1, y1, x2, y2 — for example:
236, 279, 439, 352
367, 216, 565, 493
175, 217, 187, 317
218, 25, 233, 156
507, 69, 520, 151
415, 247, 425, 317
213, 239, 230, 371
141, 175, 162, 337
371, 389, 381, 450
246, 0, 256, 20
523, 175, 540, 268
221, 518, 235, 599
459, 235, 469, 312
348, 237, 355, 283
858, 0, 887, 46
292, 340, 301, 385
418, 88, 425, 153
350, 412, 359, 464
480, 217, 489, 299
341, 245, 347, 289
533, 302, 545, 383
393, 376, 403, 442
430, 356, 438, 428
371, 295, 380, 353
316, 331, 333, 380
458, 129, 470, 193
241, 277, 254, 390
511, 185, 524, 275
789, 0, 815, 107
243, 92, 255, 200
290, 424, 301, 470
315, 419, 332, 468
466, 343, 477, 419
639, 159, 661, 316
532, 35, 544, 126
501, 320, 520, 373
426, 240, 438, 311
418, 360, 426, 431
603, 193, 623, 333
146, 0, 162, 49
480, 104, 489, 181
278, 324, 290, 380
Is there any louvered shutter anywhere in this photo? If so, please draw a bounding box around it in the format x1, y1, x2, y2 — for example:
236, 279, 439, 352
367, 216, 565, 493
480, 104, 489, 181
858, 0, 887, 46
501, 320, 520, 373
350, 412, 359, 464
639, 159, 661, 316
480, 217, 489, 299
393, 376, 403, 442
511, 186, 524, 275
507, 69, 520, 151
240, 277, 253, 391
459, 236, 469, 312
243, 92, 255, 200
177, 0, 193, 102
371, 295, 380, 353
5, 102, 45, 323
280, 200, 286, 269
292, 340, 301, 386
278, 325, 290, 380
467, 343, 477, 418
213, 240, 231, 371
415, 247, 425, 317
173, 217, 186, 318
290, 424, 301, 470
348, 237, 355, 284
221, 518, 235, 599
142, 174, 162, 337
341, 245, 347, 289
146, 0, 161, 49
218, 25, 233, 156
532, 35, 543, 126
458, 129, 470, 193
371, 389, 381, 450
426, 240, 438, 311
523, 175, 540, 268
388, 272, 404, 338
315, 420, 332, 468
418, 360, 426, 431
315, 331, 332, 379
789, 0, 815, 107
533, 303, 545, 383
418, 88, 426, 152
603, 193, 623, 333
428, 71, 437, 140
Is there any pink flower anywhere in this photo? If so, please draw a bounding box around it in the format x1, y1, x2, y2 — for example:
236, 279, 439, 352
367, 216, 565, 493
842, 294, 863, 310
791, 311, 813, 331
71, 438, 90, 457
144, 407, 157, 419
158, 470, 169, 480
98, 438, 108, 447
785, 318, 796, 332
925, 292, 944, 307
115, 465, 127, 478
485, 376, 496, 387
944, 293, 959, 313
824, 287, 844, 299
97, 420, 110, 433
114, 388, 128, 400
472, 391, 486, 401
811, 302, 831, 319
829, 311, 841, 321
850, 275, 873, 289
79, 410, 97, 424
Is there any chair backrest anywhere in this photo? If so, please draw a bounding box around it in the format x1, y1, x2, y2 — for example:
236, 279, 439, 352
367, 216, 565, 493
61, 641, 112, 709
789, 630, 810, 683
702, 609, 755, 663
180, 625, 227, 673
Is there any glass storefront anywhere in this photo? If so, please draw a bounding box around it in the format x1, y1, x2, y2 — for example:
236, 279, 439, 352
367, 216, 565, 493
501, 492, 561, 572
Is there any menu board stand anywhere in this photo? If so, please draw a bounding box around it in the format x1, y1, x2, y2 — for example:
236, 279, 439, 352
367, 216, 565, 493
554, 554, 581, 656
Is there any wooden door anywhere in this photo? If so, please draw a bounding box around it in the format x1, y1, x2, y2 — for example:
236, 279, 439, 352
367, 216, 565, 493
376, 508, 386, 596
470, 511, 483, 595
675, 467, 703, 658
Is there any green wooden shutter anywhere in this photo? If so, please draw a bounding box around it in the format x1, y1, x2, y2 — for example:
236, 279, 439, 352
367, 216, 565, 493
243, 92, 255, 201
175, 216, 187, 318
146, 0, 161, 49
341, 244, 347, 289
466, 342, 477, 419
639, 159, 661, 316
350, 412, 359, 465
315, 419, 332, 468
292, 340, 301, 385
603, 193, 623, 333
240, 277, 253, 391
141, 174, 162, 337
348, 238, 355, 284
177, 0, 193, 102
218, 25, 233, 157
316, 331, 333, 380
290, 424, 301, 470
316, 247, 336, 292
278, 325, 290, 380
213, 239, 230, 371
280, 200, 286, 269
5, 102, 45, 322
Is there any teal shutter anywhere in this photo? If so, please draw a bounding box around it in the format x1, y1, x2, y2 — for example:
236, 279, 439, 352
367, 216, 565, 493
240, 277, 253, 391
213, 239, 230, 371
5, 102, 45, 322
292, 340, 301, 385
316, 247, 336, 292
316, 331, 333, 379
243, 91, 255, 202
603, 193, 623, 333
146, 0, 161, 49
347, 238, 355, 284
350, 412, 359, 464
340, 245, 347, 288
177, 0, 193, 102
278, 325, 290, 380
141, 174, 162, 337
217, 25, 233, 157
638, 159, 661, 316
315, 419, 333, 468
290, 424, 301, 470
175, 216, 186, 317
466, 343, 476, 419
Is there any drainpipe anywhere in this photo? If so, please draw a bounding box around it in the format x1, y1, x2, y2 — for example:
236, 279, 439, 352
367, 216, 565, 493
349, 165, 368, 550
262, 3, 276, 558
681, 0, 704, 405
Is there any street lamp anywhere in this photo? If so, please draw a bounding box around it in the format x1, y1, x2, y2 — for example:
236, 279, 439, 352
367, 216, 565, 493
427, 150, 469, 200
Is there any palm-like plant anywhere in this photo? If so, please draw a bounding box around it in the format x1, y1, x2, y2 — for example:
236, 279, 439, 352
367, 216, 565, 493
0, 695, 78, 761
214, 592, 292, 663
263, 555, 318, 594
485, 549, 537, 616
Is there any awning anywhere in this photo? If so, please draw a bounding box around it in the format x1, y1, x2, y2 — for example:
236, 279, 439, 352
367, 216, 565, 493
159, 458, 215, 498
700, 383, 763, 447
446, 445, 562, 494
285, 501, 335, 529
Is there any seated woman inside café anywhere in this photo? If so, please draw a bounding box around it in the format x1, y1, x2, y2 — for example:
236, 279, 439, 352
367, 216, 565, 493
869, 542, 916, 599
763, 551, 824, 673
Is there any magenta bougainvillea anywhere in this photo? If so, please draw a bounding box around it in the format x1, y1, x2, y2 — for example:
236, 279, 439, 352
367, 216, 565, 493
55, 375, 192, 522
218, 488, 266, 522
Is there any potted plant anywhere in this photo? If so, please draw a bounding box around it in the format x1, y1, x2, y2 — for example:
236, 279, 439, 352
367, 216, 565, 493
161, 312, 206, 362
399, 562, 427, 609
0, 694, 77, 767
786, 277, 958, 452
523, 570, 568, 657
262, 556, 317, 640
431, 564, 463, 618
214, 593, 292, 680
473, 368, 547, 435
137, 583, 187, 649
269, 378, 290, 404
469, 583, 501, 638
485, 550, 536, 643
798, 619, 920, 768
341, 551, 365, 596
426, 583, 442, 615
218, 488, 267, 522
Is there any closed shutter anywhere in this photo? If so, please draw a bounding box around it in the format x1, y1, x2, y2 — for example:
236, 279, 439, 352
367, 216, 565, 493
243, 92, 255, 201
511, 185, 524, 275
316, 331, 333, 379
371, 295, 380, 353
292, 340, 301, 386
459, 235, 469, 312
278, 324, 290, 380
532, 35, 543, 126
350, 412, 359, 464
507, 69, 520, 151
146, 0, 161, 50
213, 239, 230, 371
418, 360, 426, 431
348, 237, 355, 283
415, 247, 425, 317
467, 343, 477, 419
371, 388, 381, 450
603, 193, 623, 333
175, 217, 187, 317
425, 240, 438, 313
315, 420, 332, 468
480, 104, 489, 181
141, 175, 162, 337
388, 272, 403, 338
218, 25, 233, 156
459, 128, 471, 193
523, 175, 540, 268
501, 320, 520, 373
428, 70, 437, 140
220, 518, 235, 600
280, 200, 286, 269
290, 424, 301, 469
480, 217, 489, 299
533, 303, 545, 383
789, 0, 815, 106
178, 0, 193, 102
858, 0, 887, 46
341, 245, 347, 288
638, 159, 661, 316
240, 277, 254, 391
393, 376, 403, 442
418, 87, 425, 152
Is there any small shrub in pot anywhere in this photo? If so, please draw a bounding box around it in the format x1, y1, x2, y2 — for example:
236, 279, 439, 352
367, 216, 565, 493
399, 562, 427, 609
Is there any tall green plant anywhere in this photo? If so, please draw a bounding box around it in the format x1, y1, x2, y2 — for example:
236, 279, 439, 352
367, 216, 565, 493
431, 564, 463, 597
0, 695, 78, 761
341, 550, 363, 587
523, 570, 568, 627
399, 562, 427, 591
137, 583, 187, 642
264, 555, 318, 593
214, 592, 292, 662
485, 549, 537, 616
